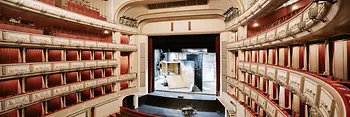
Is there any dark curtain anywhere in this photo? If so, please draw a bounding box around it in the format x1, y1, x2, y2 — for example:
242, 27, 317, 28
0, 48, 19, 64
25, 76, 43, 92
94, 51, 103, 60
299, 46, 305, 69
81, 51, 91, 60
66, 50, 78, 61
47, 97, 62, 113
105, 68, 113, 77
48, 74, 62, 87
94, 69, 103, 79
26, 49, 43, 63
81, 89, 91, 101
120, 53, 129, 74
25, 103, 43, 117
81, 70, 91, 81
105, 51, 113, 60
66, 72, 78, 84
48, 50, 62, 62
94, 87, 103, 97
0, 79, 19, 98
66, 93, 77, 106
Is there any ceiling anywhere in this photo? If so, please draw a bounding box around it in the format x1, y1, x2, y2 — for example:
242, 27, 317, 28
115, 0, 244, 24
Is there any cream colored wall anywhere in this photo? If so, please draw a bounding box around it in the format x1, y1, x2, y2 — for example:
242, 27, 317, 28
333, 40, 348, 80
237, 26, 247, 40
95, 100, 119, 117
309, 44, 319, 73
137, 35, 148, 96
141, 19, 225, 35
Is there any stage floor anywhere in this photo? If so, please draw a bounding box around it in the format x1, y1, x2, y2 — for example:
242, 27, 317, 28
136, 105, 224, 117
149, 91, 216, 100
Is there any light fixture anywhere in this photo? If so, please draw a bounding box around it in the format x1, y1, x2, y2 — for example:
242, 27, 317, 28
253, 23, 259, 27
292, 5, 298, 10
104, 30, 109, 34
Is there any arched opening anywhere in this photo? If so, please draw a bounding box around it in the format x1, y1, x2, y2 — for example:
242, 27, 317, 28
122, 95, 135, 109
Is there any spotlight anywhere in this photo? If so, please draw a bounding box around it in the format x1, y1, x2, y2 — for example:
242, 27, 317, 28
253, 23, 259, 27
104, 30, 109, 34
292, 5, 298, 10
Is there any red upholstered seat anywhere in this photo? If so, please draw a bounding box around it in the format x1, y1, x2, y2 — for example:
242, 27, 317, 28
105, 68, 113, 77
94, 69, 103, 79
94, 87, 103, 97
81, 89, 91, 101
81, 51, 92, 60
94, 51, 103, 60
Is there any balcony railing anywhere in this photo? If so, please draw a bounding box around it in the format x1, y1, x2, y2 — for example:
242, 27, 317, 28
233, 61, 350, 117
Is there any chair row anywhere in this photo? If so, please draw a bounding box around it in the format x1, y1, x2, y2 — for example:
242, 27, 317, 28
0, 60, 117, 78
0, 74, 136, 113
236, 62, 350, 117
0, 0, 136, 32
0, 30, 137, 51
65, 1, 106, 21
227, 78, 291, 117
227, 2, 330, 49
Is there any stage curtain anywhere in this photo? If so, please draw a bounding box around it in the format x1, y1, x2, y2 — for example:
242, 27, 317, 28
94, 51, 103, 60
81, 70, 91, 81
48, 74, 62, 87
105, 84, 113, 94
25, 76, 43, 92
81, 89, 91, 101
94, 69, 103, 79
66, 50, 78, 61
47, 97, 62, 113
26, 49, 43, 63
105, 51, 113, 60
120, 53, 129, 75
120, 81, 129, 90
66, 93, 77, 106
94, 87, 103, 97
66, 72, 78, 84
81, 51, 92, 60
0, 48, 20, 64
0, 79, 19, 98
120, 35, 130, 44
48, 50, 62, 62
25, 103, 43, 117
105, 68, 113, 77
0, 110, 18, 117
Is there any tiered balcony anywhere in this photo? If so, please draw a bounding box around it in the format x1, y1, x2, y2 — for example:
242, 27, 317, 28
227, 2, 331, 50
226, 61, 350, 117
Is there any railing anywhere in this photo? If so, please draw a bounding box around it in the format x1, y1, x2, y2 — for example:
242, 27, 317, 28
227, 2, 330, 49
0, 60, 117, 79
234, 61, 350, 117
0, 29, 137, 51
0, 0, 137, 34
119, 107, 162, 117
226, 77, 291, 117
